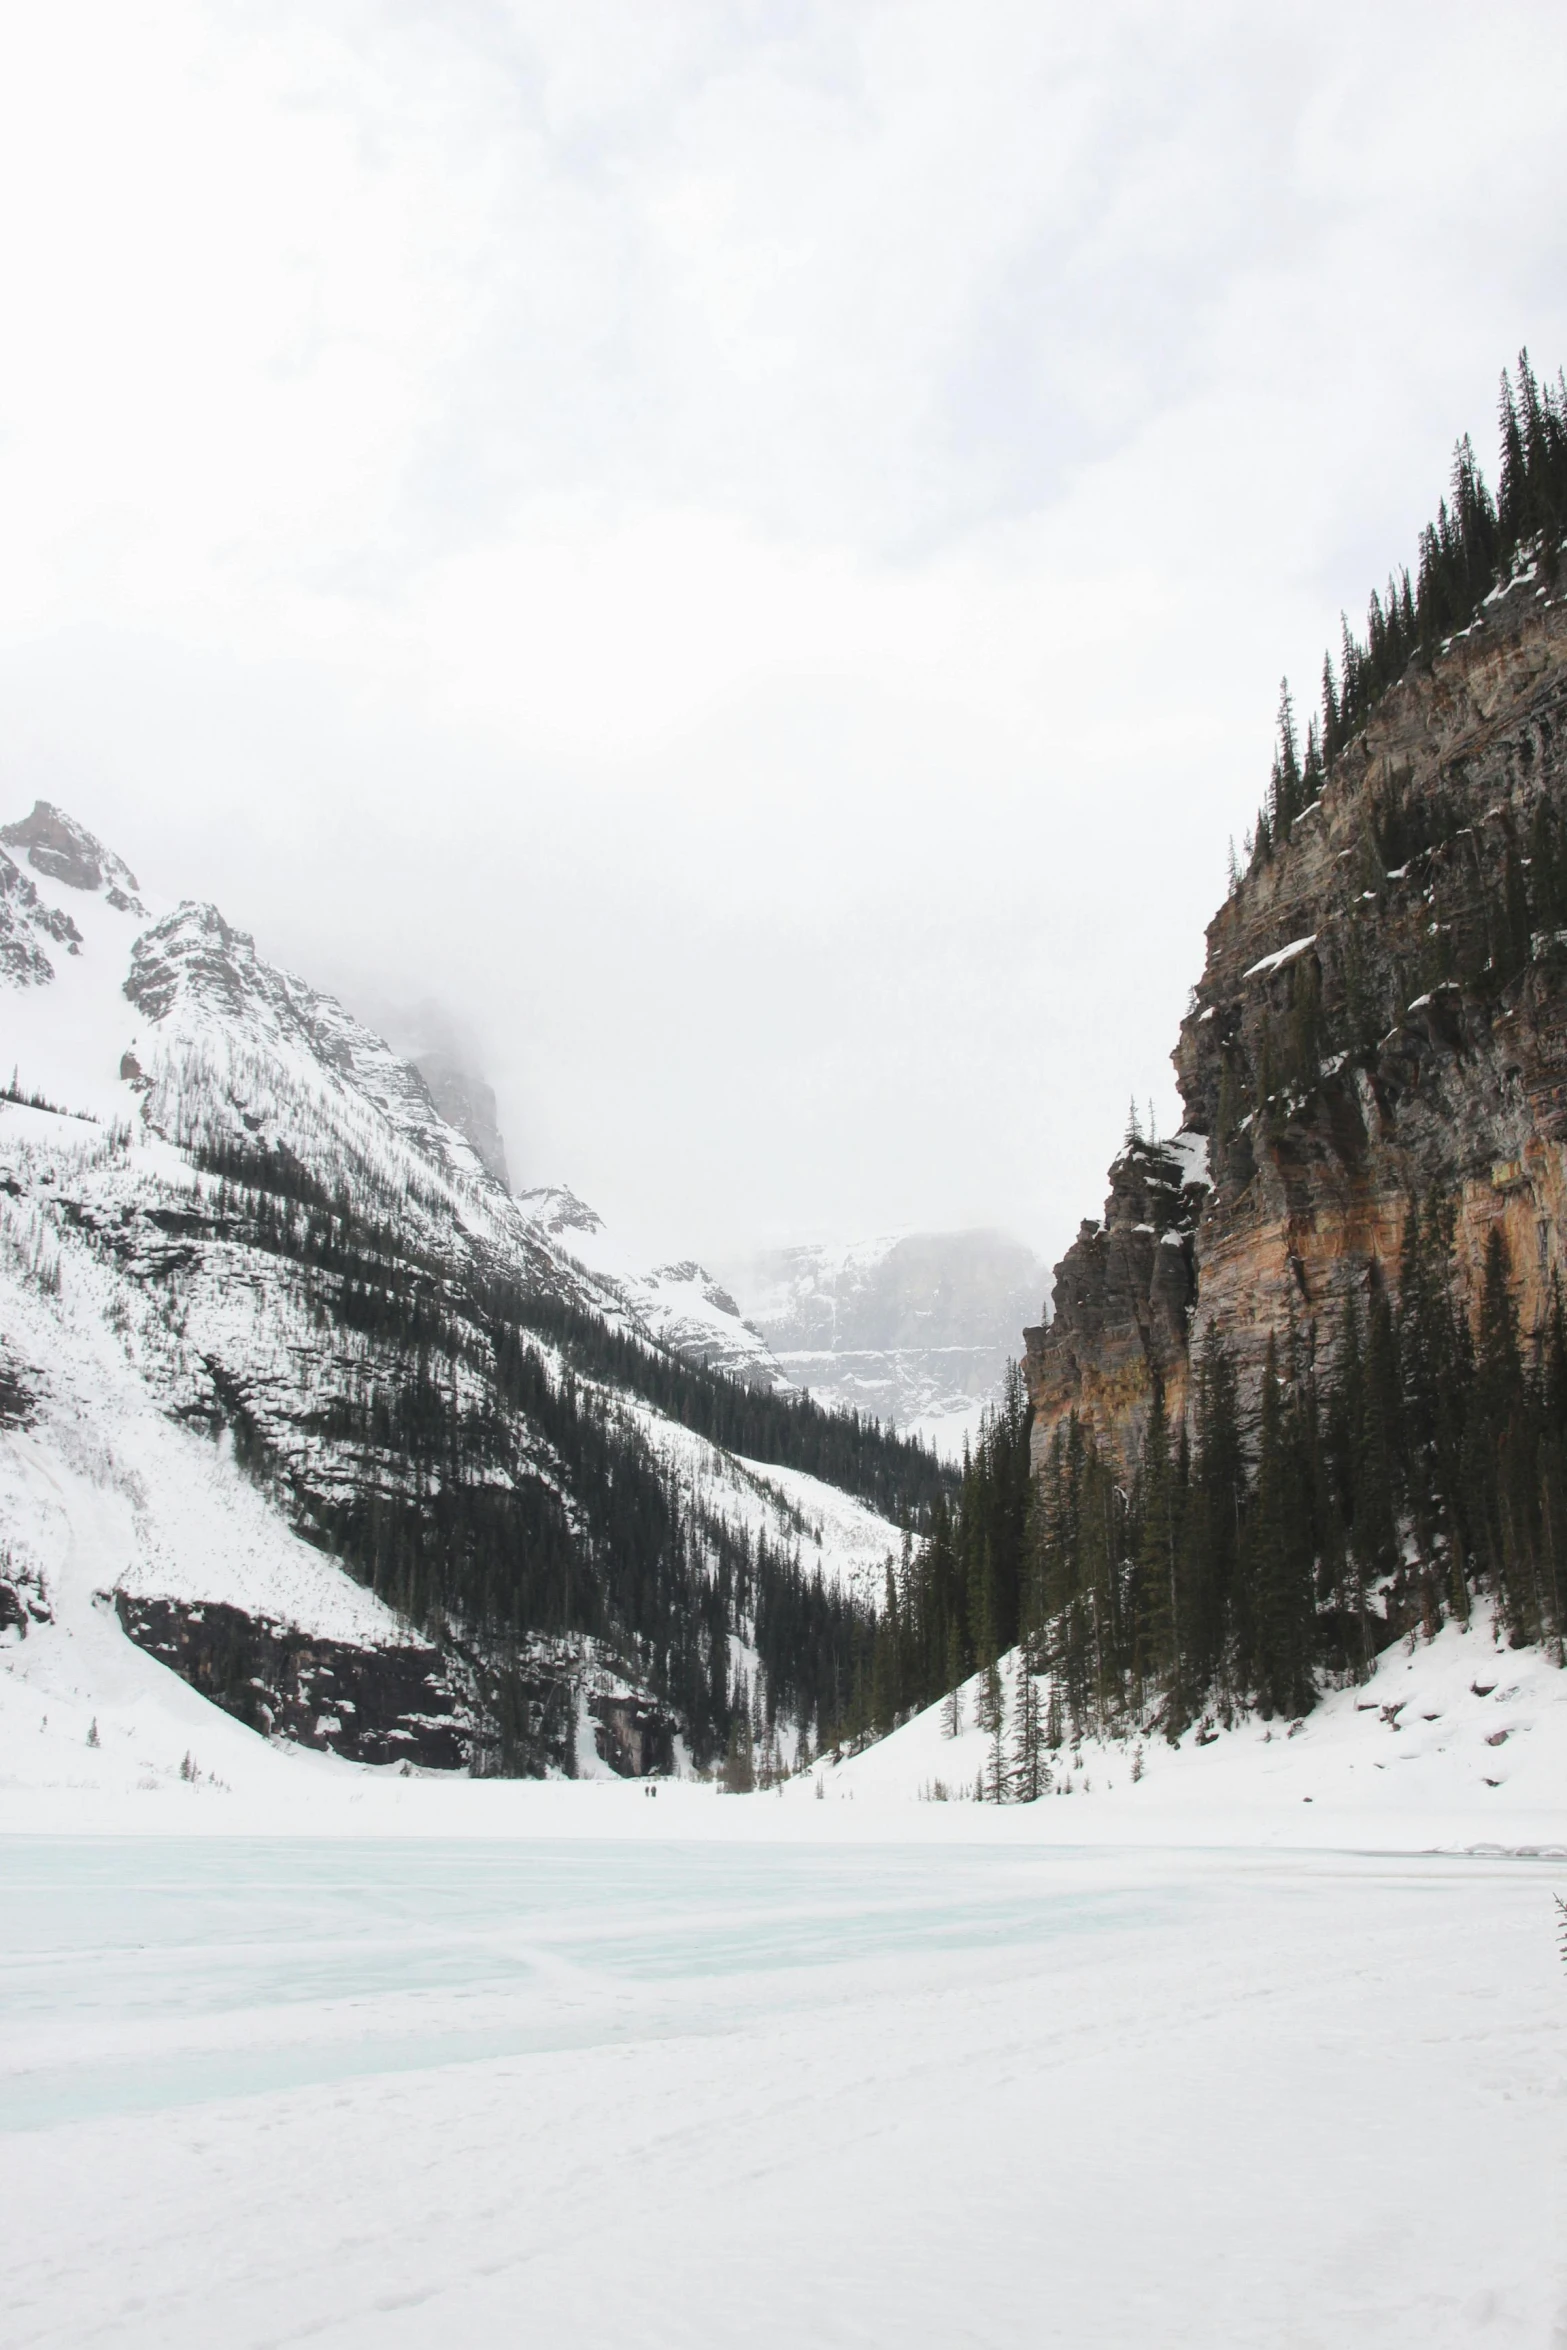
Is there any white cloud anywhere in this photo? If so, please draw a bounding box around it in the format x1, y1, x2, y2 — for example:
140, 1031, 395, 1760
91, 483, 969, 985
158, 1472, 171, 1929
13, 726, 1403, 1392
1, 0, 1564, 1269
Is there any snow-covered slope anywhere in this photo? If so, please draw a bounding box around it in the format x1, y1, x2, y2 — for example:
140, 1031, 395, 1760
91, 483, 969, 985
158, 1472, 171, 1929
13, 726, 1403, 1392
517, 1185, 784, 1387
734, 1229, 1047, 1454
795, 1609, 1567, 1835
1, 802, 905, 1786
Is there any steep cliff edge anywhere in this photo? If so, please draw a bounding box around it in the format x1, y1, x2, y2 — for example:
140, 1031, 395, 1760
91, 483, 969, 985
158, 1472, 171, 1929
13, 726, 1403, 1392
1026, 568, 1567, 1475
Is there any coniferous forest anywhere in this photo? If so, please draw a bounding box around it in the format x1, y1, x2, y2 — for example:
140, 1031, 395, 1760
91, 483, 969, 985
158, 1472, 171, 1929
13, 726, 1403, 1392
1249, 351, 1567, 868
185, 1135, 952, 1770
866, 351, 1567, 1787
890, 1214, 1565, 1761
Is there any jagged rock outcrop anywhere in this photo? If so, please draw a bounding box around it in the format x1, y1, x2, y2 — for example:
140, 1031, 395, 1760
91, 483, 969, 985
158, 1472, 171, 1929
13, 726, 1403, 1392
413, 1050, 510, 1185
114, 1595, 469, 1768
1023, 1136, 1208, 1464
0, 848, 82, 985
2, 799, 144, 911
1026, 568, 1567, 1471
589, 1689, 676, 1777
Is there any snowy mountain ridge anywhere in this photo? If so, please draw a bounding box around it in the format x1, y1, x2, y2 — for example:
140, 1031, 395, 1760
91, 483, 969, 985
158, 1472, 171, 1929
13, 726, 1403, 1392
1, 802, 909, 1785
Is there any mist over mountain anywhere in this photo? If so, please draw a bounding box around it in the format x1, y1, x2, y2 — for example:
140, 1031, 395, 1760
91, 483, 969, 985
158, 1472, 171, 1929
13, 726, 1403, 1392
730, 1229, 1048, 1456
0, 799, 941, 1784
342, 995, 511, 1188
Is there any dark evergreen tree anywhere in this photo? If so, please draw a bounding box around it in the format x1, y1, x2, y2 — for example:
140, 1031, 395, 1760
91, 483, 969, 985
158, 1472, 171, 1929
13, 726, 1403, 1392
1011, 1661, 1044, 1800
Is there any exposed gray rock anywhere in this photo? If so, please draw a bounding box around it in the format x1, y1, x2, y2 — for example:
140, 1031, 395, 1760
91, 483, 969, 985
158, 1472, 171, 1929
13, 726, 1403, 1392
590, 1690, 676, 1776
0, 800, 143, 909
0, 847, 82, 987
1027, 564, 1567, 1469
343, 995, 513, 1189
516, 1184, 603, 1239
1023, 1135, 1208, 1467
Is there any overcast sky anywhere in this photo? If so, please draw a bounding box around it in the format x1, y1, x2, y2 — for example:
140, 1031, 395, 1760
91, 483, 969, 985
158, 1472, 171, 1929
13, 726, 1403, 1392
2, 2, 1565, 1278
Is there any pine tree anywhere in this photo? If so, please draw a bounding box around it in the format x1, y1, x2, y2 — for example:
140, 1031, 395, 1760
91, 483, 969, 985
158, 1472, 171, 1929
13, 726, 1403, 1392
1498, 365, 1528, 544
1135, 1382, 1179, 1718
1321, 649, 1342, 765
1271, 679, 1302, 840
1184, 1331, 1243, 1694
1011, 1663, 1044, 1801
987, 1666, 1008, 1803
1246, 1332, 1314, 1718
871, 1562, 901, 1734
978, 1651, 1003, 1739
942, 1621, 965, 1740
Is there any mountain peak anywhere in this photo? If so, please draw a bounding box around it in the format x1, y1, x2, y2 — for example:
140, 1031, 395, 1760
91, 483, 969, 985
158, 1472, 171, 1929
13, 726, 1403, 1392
515, 1185, 604, 1240
0, 801, 144, 911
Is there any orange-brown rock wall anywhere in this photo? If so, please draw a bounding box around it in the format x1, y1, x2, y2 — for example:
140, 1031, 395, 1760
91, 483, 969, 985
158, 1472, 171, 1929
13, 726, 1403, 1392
1026, 573, 1567, 1475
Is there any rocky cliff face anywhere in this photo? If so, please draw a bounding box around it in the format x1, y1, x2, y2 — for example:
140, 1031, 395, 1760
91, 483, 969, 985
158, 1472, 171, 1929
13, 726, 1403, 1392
112, 1595, 469, 1769
1023, 1135, 1207, 1467
2, 799, 144, 912
1026, 568, 1567, 1472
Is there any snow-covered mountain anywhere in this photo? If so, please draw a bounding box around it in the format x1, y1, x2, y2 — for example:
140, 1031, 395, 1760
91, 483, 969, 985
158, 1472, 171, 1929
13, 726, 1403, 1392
1, 802, 921, 1785
516, 1185, 784, 1389
733, 1229, 1048, 1455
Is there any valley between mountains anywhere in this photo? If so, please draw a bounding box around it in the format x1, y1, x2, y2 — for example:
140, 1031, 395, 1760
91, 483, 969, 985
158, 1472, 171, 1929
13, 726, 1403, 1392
6, 357, 1567, 2350
9, 362, 1567, 1832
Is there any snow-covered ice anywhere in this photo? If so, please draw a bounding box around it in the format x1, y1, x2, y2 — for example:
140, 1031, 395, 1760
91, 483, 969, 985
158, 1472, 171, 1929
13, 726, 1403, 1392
1, 1819, 1564, 2348
7, 1581, 1564, 2346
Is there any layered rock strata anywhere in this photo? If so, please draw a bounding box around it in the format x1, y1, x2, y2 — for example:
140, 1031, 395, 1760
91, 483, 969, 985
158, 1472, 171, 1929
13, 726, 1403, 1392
1026, 569, 1567, 1472
1023, 1137, 1207, 1467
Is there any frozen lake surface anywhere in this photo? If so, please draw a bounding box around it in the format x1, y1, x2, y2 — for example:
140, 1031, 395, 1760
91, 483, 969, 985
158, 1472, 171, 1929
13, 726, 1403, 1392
0, 1836, 1164, 2129
3, 1830, 1565, 2346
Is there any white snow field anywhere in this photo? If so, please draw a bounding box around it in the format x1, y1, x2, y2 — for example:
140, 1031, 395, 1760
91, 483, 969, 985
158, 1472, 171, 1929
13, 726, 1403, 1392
1, 1822, 1565, 2349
